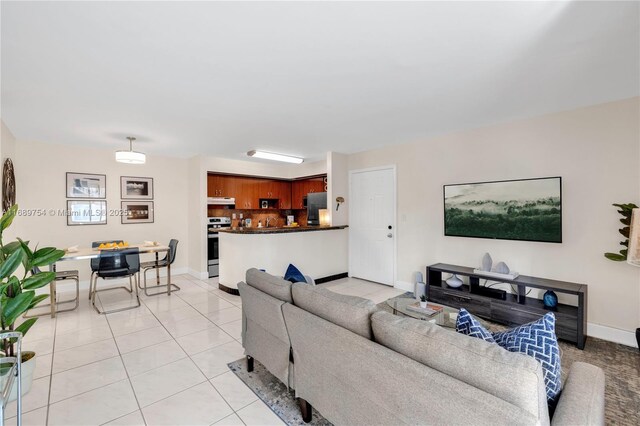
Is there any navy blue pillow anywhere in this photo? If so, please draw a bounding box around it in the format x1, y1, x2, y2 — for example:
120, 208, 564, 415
492, 313, 562, 404
455, 308, 495, 343
284, 263, 306, 283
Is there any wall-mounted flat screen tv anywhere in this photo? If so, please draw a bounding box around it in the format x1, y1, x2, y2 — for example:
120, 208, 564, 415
444, 177, 562, 243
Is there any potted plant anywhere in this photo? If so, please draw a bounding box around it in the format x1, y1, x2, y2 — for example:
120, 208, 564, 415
0, 205, 65, 400
420, 295, 428, 309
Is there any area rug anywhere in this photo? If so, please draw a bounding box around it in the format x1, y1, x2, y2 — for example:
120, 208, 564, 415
228, 359, 332, 426
382, 294, 640, 425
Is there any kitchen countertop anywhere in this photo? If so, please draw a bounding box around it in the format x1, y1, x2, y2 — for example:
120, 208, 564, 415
217, 225, 348, 234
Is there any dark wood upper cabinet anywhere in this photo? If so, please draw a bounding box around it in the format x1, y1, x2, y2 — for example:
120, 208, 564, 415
208, 173, 325, 210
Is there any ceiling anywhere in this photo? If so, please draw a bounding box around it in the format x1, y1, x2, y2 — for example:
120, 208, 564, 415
1, 1, 638, 161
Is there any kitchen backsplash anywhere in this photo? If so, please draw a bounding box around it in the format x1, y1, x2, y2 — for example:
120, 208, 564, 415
208, 208, 309, 226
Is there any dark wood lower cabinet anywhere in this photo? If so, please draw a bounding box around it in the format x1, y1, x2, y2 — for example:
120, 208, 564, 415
427, 263, 587, 349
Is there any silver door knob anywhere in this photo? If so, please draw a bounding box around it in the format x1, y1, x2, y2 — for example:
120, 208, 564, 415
387, 233, 393, 238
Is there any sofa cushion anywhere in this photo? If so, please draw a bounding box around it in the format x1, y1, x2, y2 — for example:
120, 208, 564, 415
371, 311, 549, 423
456, 308, 495, 342
492, 312, 562, 405
291, 283, 378, 339
245, 268, 293, 303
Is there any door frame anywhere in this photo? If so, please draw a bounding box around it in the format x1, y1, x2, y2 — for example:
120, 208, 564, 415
348, 164, 397, 287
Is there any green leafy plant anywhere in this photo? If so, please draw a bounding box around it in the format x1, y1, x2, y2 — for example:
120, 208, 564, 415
604, 203, 639, 261
0, 205, 65, 358
420, 295, 427, 302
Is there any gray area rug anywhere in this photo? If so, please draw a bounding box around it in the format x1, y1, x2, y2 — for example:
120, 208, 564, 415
229, 294, 639, 425
228, 359, 332, 426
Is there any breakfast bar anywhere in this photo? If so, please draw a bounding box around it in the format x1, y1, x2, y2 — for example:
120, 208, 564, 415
217, 226, 348, 293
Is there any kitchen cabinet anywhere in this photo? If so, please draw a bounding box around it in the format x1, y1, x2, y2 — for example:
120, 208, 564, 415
208, 175, 237, 197
291, 176, 326, 209
235, 177, 259, 209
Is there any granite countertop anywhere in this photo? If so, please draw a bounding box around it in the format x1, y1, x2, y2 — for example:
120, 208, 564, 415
217, 225, 348, 234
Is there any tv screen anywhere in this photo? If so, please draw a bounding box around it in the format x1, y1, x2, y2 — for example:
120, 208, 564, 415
444, 177, 562, 243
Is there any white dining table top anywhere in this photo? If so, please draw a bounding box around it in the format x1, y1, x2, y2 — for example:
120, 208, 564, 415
59, 244, 170, 261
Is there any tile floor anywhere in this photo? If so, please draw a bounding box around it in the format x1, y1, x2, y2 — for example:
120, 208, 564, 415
5, 274, 402, 426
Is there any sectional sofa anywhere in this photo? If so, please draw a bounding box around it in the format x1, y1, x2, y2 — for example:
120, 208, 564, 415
238, 268, 605, 425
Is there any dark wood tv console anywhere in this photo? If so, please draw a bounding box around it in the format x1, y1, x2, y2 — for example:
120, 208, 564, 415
427, 263, 587, 349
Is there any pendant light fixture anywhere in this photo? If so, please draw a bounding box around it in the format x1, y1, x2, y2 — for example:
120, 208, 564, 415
116, 136, 146, 164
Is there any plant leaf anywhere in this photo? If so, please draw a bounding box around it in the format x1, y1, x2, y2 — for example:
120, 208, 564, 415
32, 248, 65, 267
0, 205, 18, 232
14, 318, 37, 339
619, 227, 630, 238
620, 240, 629, 247
604, 252, 626, 261
22, 272, 55, 290
27, 293, 49, 310
0, 248, 24, 279
1, 291, 35, 326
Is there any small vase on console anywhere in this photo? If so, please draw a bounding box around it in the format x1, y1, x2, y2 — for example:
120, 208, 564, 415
445, 274, 463, 288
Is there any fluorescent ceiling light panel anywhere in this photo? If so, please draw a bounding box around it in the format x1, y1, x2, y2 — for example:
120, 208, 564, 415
247, 150, 304, 164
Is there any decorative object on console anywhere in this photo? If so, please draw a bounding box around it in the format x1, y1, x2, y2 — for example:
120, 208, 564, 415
493, 261, 509, 274
481, 252, 492, 272
473, 258, 520, 280
120, 176, 153, 200
543, 290, 558, 311
604, 203, 639, 261
419, 295, 427, 308
414, 271, 426, 301
444, 176, 562, 243
445, 274, 463, 288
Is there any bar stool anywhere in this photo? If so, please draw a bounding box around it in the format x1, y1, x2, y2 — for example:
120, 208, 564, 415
23, 266, 79, 318
91, 248, 141, 315
139, 239, 181, 296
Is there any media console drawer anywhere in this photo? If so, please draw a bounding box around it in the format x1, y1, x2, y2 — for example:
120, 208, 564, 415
427, 263, 587, 349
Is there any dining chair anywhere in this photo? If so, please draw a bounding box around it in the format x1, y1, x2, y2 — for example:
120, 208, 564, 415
90, 248, 141, 314
88, 240, 126, 300
23, 266, 80, 318
139, 239, 181, 296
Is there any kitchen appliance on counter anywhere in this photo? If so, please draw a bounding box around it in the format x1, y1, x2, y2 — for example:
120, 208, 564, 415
207, 216, 231, 277
207, 197, 236, 208
306, 192, 327, 226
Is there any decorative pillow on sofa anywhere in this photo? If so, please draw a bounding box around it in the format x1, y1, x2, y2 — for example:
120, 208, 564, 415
455, 309, 562, 405
492, 313, 561, 404
455, 308, 495, 343
284, 263, 307, 283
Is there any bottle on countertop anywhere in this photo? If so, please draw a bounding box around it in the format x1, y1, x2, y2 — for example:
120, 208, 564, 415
258, 220, 263, 228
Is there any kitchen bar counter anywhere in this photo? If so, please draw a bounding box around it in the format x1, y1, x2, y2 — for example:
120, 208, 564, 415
218, 226, 348, 294
217, 225, 347, 234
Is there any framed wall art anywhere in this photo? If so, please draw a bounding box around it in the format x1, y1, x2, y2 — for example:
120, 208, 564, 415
66, 200, 107, 226
66, 172, 106, 199
121, 176, 154, 200
121, 201, 154, 224
444, 176, 562, 243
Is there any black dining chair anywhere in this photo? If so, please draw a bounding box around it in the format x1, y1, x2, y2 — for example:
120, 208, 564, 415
91, 248, 141, 314
24, 266, 80, 318
88, 240, 126, 300
139, 239, 181, 296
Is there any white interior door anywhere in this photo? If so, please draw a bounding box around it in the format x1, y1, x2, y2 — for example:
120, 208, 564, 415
349, 166, 396, 286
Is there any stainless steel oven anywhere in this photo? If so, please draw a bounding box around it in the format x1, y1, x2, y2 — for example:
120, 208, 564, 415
207, 216, 231, 277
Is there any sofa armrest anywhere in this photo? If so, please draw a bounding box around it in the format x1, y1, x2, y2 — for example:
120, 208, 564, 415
552, 362, 605, 426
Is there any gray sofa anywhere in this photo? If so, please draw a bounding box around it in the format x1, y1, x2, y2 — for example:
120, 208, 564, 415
238, 269, 605, 425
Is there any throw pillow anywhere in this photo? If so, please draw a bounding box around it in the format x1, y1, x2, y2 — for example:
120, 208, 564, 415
455, 308, 495, 343
284, 263, 306, 283
492, 312, 562, 405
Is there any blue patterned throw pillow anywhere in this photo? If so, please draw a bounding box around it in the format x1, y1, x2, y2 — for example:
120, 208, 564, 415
455, 308, 495, 343
284, 263, 306, 283
492, 313, 562, 404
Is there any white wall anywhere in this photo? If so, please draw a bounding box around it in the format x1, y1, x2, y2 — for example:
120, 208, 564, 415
327, 152, 349, 226
10, 138, 190, 281
348, 97, 640, 343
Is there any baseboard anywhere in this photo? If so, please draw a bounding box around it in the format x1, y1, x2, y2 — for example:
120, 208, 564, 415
394, 280, 414, 293
315, 272, 348, 284
587, 322, 638, 348
188, 269, 209, 280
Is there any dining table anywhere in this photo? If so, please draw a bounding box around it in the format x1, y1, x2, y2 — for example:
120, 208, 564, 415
49, 243, 175, 315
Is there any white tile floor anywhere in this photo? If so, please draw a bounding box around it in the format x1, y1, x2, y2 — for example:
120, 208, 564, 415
6, 275, 403, 426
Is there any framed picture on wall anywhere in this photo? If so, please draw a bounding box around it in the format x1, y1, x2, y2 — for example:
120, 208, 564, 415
121, 201, 154, 224
67, 200, 107, 226
121, 176, 154, 199
66, 172, 106, 198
